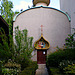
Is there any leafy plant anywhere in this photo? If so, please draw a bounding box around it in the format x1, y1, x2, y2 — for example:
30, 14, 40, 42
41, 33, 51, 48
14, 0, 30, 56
19, 61, 38, 75
49, 67, 64, 75
2, 59, 21, 75
0, 60, 5, 75
59, 60, 75, 70
46, 48, 75, 67
0, 26, 34, 71
0, 0, 19, 34
64, 33, 75, 48
64, 64, 75, 75
14, 26, 33, 70
0, 28, 13, 61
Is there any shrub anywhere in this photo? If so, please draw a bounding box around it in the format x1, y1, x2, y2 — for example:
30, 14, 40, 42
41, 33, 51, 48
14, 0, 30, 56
2, 60, 21, 75
0, 26, 33, 70
64, 64, 75, 75
64, 33, 75, 48
0, 60, 5, 75
46, 48, 75, 67
19, 61, 38, 75
59, 60, 75, 70
47, 50, 64, 67
49, 67, 64, 75
0, 28, 12, 61
59, 60, 75, 75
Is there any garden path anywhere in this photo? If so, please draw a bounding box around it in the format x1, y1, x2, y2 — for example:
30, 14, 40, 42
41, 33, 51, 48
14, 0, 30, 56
35, 64, 49, 75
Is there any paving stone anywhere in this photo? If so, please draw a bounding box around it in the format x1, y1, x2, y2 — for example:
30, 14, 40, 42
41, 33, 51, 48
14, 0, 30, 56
35, 64, 49, 75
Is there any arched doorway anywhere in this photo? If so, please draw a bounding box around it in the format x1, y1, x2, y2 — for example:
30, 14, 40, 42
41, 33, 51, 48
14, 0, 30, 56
34, 34, 50, 64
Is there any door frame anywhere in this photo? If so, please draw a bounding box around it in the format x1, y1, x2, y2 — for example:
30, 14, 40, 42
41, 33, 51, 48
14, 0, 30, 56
37, 50, 47, 64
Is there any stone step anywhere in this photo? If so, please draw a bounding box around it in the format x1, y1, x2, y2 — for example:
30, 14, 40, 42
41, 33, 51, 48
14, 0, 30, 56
35, 64, 49, 75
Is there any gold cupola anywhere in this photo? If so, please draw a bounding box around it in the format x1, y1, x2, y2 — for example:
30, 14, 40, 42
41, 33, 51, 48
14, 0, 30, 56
33, 0, 50, 6
34, 34, 50, 50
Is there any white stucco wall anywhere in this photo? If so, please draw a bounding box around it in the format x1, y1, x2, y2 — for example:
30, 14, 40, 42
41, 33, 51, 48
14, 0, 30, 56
60, 0, 75, 34
13, 7, 71, 61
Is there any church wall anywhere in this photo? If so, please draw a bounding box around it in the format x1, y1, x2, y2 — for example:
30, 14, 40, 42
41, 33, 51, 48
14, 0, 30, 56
13, 7, 71, 61
60, 0, 75, 34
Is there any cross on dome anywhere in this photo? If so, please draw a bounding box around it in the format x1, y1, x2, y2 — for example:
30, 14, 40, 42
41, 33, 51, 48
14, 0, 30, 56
40, 25, 44, 35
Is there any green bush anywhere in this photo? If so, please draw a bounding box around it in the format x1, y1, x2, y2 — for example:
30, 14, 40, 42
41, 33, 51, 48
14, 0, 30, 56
59, 60, 75, 75
2, 60, 21, 75
19, 61, 38, 75
64, 64, 75, 75
59, 60, 75, 70
0, 60, 4, 75
15, 55, 31, 70
64, 33, 75, 48
0, 28, 12, 61
50, 67, 64, 75
46, 48, 75, 67
0, 27, 33, 71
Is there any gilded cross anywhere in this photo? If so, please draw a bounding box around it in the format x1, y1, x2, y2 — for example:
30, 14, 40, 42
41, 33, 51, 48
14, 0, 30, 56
40, 25, 43, 35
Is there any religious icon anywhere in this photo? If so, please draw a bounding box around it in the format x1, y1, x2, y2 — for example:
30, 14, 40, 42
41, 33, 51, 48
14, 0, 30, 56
34, 25, 50, 49
38, 41, 45, 48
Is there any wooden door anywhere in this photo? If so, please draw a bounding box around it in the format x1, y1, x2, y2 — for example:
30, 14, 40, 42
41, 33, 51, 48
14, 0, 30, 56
37, 50, 47, 64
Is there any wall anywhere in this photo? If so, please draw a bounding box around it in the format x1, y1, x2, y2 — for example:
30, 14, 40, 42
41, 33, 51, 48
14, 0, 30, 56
13, 7, 71, 61
60, 0, 75, 34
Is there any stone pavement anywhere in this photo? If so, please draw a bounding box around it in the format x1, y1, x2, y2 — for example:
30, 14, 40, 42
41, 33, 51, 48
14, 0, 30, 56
35, 64, 49, 75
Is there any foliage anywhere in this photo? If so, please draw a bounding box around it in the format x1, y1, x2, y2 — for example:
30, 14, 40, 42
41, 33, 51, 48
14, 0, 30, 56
0, 26, 33, 71
19, 61, 38, 75
14, 26, 33, 70
2, 59, 21, 75
0, 60, 5, 75
63, 64, 75, 75
14, 26, 33, 59
46, 33, 75, 74
59, 60, 75, 70
59, 60, 75, 75
49, 67, 64, 75
0, 28, 13, 61
0, 0, 19, 34
2, 68, 18, 75
64, 33, 75, 48
4, 59, 21, 68
46, 48, 75, 67
47, 50, 64, 67
0, 0, 14, 34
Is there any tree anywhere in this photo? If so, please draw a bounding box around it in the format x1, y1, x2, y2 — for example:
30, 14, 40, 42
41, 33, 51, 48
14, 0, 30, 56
0, 26, 33, 69
14, 26, 33, 69
0, 28, 12, 61
0, 0, 19, 34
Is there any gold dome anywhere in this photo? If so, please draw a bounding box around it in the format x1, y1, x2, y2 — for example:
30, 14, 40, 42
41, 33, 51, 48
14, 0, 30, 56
33, 0, 50, 6
34, 35, 50, 50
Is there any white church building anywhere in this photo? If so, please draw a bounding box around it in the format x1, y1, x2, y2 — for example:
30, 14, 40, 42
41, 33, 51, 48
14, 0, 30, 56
60, 0, 75, 34
13, 0, 71, 64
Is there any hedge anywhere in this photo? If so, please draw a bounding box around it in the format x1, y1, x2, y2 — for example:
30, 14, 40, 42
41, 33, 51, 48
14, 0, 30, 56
46, 48, 75, 67
19, 61, 38, 75
50, 67, 64, 75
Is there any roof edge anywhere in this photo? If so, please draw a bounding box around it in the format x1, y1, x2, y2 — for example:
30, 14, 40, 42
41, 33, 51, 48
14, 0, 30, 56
0, 15, 9, 27
13, 6, 71, 22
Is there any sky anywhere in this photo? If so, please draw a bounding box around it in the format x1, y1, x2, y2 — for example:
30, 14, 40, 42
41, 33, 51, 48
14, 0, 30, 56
8, 0, 60, 12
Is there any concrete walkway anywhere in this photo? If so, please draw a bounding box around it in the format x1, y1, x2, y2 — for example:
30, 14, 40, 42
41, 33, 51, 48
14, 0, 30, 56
35, 64, 49, 75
